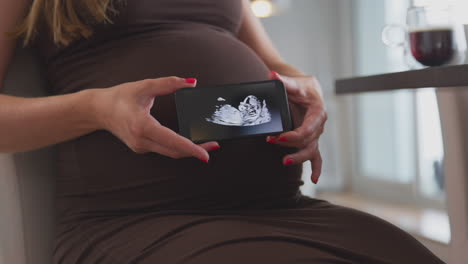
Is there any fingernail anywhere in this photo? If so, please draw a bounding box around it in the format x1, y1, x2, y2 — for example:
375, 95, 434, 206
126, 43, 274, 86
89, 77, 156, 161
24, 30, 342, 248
278, 137, 288, 142
283, 158, 294, 166
185, 78, 197, 84
266, 137, 276, 143
199, 158, 209, 163
210, 145, 220, 151
312, 177, 318, 184
270, 71, 280, 78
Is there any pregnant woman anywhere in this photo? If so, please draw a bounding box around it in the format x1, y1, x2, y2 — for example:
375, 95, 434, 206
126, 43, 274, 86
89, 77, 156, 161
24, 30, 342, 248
0, 0, 444, 263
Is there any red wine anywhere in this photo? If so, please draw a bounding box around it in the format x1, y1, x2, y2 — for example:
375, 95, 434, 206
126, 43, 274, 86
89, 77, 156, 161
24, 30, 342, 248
409, 28, 454, 66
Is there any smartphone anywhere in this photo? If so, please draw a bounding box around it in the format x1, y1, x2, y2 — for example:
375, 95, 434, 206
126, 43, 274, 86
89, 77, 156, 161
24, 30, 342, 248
175, 80, 292, 143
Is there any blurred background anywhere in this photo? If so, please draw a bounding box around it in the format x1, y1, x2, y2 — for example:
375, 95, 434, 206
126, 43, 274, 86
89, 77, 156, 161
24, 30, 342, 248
252, 0, 468, 262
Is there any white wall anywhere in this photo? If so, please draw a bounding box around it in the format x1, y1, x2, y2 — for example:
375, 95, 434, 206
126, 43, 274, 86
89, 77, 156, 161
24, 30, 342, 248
260, 0, 354, 193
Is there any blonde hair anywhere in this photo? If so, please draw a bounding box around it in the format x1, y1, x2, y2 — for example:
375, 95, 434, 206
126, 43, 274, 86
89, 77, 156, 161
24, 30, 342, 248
16, 0, 118, 46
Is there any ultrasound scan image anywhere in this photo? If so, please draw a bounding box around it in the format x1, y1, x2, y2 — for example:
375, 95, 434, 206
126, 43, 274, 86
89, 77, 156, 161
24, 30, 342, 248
205, 95, 272, 126
177, 81, 287, 142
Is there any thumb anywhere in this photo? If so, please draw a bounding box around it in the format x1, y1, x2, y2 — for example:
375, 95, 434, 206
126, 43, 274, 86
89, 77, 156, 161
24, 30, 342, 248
137, 76, 197, 97
268, 71, 300, 95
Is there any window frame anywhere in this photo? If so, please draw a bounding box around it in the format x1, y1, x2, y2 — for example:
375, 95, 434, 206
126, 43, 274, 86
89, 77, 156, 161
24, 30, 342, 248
340, 0, 447, 211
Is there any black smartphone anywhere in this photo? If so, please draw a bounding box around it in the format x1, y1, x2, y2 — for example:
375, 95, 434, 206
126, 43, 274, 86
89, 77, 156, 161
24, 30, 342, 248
175, 80, 292, 143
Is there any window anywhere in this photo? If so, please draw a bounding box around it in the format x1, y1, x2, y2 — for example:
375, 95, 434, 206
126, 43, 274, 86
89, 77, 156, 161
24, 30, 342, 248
351, 0, 432, 205
328, 0, 468, 244
414, 0, 468, 24
352, 0, 467, 207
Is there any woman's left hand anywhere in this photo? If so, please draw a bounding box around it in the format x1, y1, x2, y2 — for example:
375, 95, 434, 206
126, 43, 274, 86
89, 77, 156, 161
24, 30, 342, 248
266, 71, 327, 184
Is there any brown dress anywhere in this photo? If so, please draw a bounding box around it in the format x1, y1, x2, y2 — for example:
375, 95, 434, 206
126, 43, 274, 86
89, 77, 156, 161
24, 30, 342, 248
33, 1, 444, 263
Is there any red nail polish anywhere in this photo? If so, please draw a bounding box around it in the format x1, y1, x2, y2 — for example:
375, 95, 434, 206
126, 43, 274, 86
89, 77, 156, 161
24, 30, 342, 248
279, 137, 288, 142
210, 145, 220, 151
270, 71, 280, 79
284, 159, 294, 165
199, 158, 209, 163
185, 78, 197, 84
267, 137, 276, 143
312, 178, 318, 184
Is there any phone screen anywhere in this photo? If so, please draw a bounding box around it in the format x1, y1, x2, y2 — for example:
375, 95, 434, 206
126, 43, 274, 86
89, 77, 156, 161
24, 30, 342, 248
175, 80, 292, 143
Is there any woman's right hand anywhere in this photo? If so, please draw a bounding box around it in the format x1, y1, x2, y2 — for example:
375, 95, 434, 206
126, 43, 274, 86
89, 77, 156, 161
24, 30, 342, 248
91, 76, 219, 163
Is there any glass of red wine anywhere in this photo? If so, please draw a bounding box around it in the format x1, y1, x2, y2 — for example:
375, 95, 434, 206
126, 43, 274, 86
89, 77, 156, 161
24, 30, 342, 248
383, 6, 466, 68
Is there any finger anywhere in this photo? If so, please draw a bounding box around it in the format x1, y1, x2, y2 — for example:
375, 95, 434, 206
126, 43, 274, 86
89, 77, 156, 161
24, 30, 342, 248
281, 146, 313, 167
143, 120, 210, 162
300, 108, 327, 133
137, 76, 198, 97
281, 143, 323, 184
280, 123, 324, 143
310, 152, 323, 184
139, 138, 183, 158
269, 71, 302, 96
266, 123, 320, 148
141, 139, 220, 157
198, 141, 221, 152
266, 135, 279, 143
275, 111, 325, 139
275, 129, 305, 143
266, 131, 307, 149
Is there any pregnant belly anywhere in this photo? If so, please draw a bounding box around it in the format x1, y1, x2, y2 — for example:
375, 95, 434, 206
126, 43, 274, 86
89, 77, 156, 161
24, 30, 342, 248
53, 25, 303, 216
